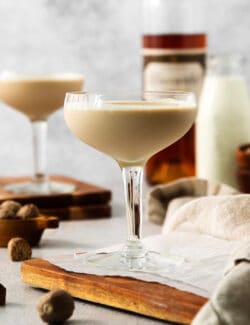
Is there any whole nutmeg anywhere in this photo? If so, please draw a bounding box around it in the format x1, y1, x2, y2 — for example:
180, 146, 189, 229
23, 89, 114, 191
1, 200, 21, 214
37, 289, 74, 323
8, 237, 32, 261
0, 207, 17, 219
17, 204, 39, 219
0, 283, 6, 306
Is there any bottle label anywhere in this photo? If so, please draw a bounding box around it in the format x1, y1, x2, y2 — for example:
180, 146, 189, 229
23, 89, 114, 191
142, 48, 206, 97
143, 61, 203, 96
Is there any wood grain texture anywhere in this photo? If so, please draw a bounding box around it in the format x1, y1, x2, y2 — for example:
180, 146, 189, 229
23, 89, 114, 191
0, 176, 111, 220
41, 204, 111, 221
21, 258, 207, 324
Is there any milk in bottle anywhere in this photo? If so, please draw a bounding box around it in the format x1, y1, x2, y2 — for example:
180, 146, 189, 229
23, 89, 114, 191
196, 54, 250, 188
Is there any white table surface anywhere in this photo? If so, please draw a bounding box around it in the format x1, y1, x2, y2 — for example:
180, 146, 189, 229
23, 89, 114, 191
0, 213, 173, 324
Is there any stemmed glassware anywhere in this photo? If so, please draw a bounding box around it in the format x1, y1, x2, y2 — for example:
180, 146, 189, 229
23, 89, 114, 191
0, 73, 84, 194
64, 91, 196, 272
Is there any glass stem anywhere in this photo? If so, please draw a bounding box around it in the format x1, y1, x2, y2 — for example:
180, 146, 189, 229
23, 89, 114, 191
122, 166, 146, 259
31, 120, 48, 183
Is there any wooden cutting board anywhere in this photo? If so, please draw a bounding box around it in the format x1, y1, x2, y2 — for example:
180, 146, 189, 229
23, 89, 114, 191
41, 204, 111, 221
21, 258, 207, 324
0, 176, 111, 220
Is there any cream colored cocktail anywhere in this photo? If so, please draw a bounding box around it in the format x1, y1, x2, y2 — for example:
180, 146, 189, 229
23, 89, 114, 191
0, 74, 83, 120
64, 92, 196, 273
64, 100, 196, 167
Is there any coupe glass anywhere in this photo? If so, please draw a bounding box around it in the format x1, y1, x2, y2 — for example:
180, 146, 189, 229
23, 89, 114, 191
64, 91, 196, 272
0, 73, 84, 194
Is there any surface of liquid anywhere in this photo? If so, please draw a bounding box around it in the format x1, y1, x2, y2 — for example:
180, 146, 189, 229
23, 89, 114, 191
65, 100, 196, 167
0, 74, 83, 121
197, 75, 250, 188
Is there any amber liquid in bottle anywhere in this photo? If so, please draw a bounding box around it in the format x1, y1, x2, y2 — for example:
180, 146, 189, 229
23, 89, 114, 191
142, 34, 207, 185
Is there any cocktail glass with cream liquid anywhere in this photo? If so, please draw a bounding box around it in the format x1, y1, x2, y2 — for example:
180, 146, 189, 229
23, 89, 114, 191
64, 92, 196, 272
0, 73, 84, 194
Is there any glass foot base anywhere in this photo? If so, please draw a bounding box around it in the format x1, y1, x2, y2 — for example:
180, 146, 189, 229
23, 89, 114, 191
86, 250, 171, 273
4, 180, 76, 194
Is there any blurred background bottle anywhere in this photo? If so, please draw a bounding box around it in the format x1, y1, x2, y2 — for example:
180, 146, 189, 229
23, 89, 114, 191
142, 0, 207, 185
197, 54, 250, 189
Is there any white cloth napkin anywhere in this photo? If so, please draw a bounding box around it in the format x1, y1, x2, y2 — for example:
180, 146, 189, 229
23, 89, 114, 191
163, 194, 250, 240
192, 243, 250, 325
147, 177, 239, 225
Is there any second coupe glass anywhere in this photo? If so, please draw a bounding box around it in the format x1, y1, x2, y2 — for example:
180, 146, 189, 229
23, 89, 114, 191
0, 73, 84, 194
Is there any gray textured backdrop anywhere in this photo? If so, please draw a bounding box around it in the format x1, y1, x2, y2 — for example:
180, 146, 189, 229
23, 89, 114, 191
0, 0, 249, 208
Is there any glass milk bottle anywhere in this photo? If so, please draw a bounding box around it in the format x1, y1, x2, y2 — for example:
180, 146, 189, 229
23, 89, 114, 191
196, 54, 250, 188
